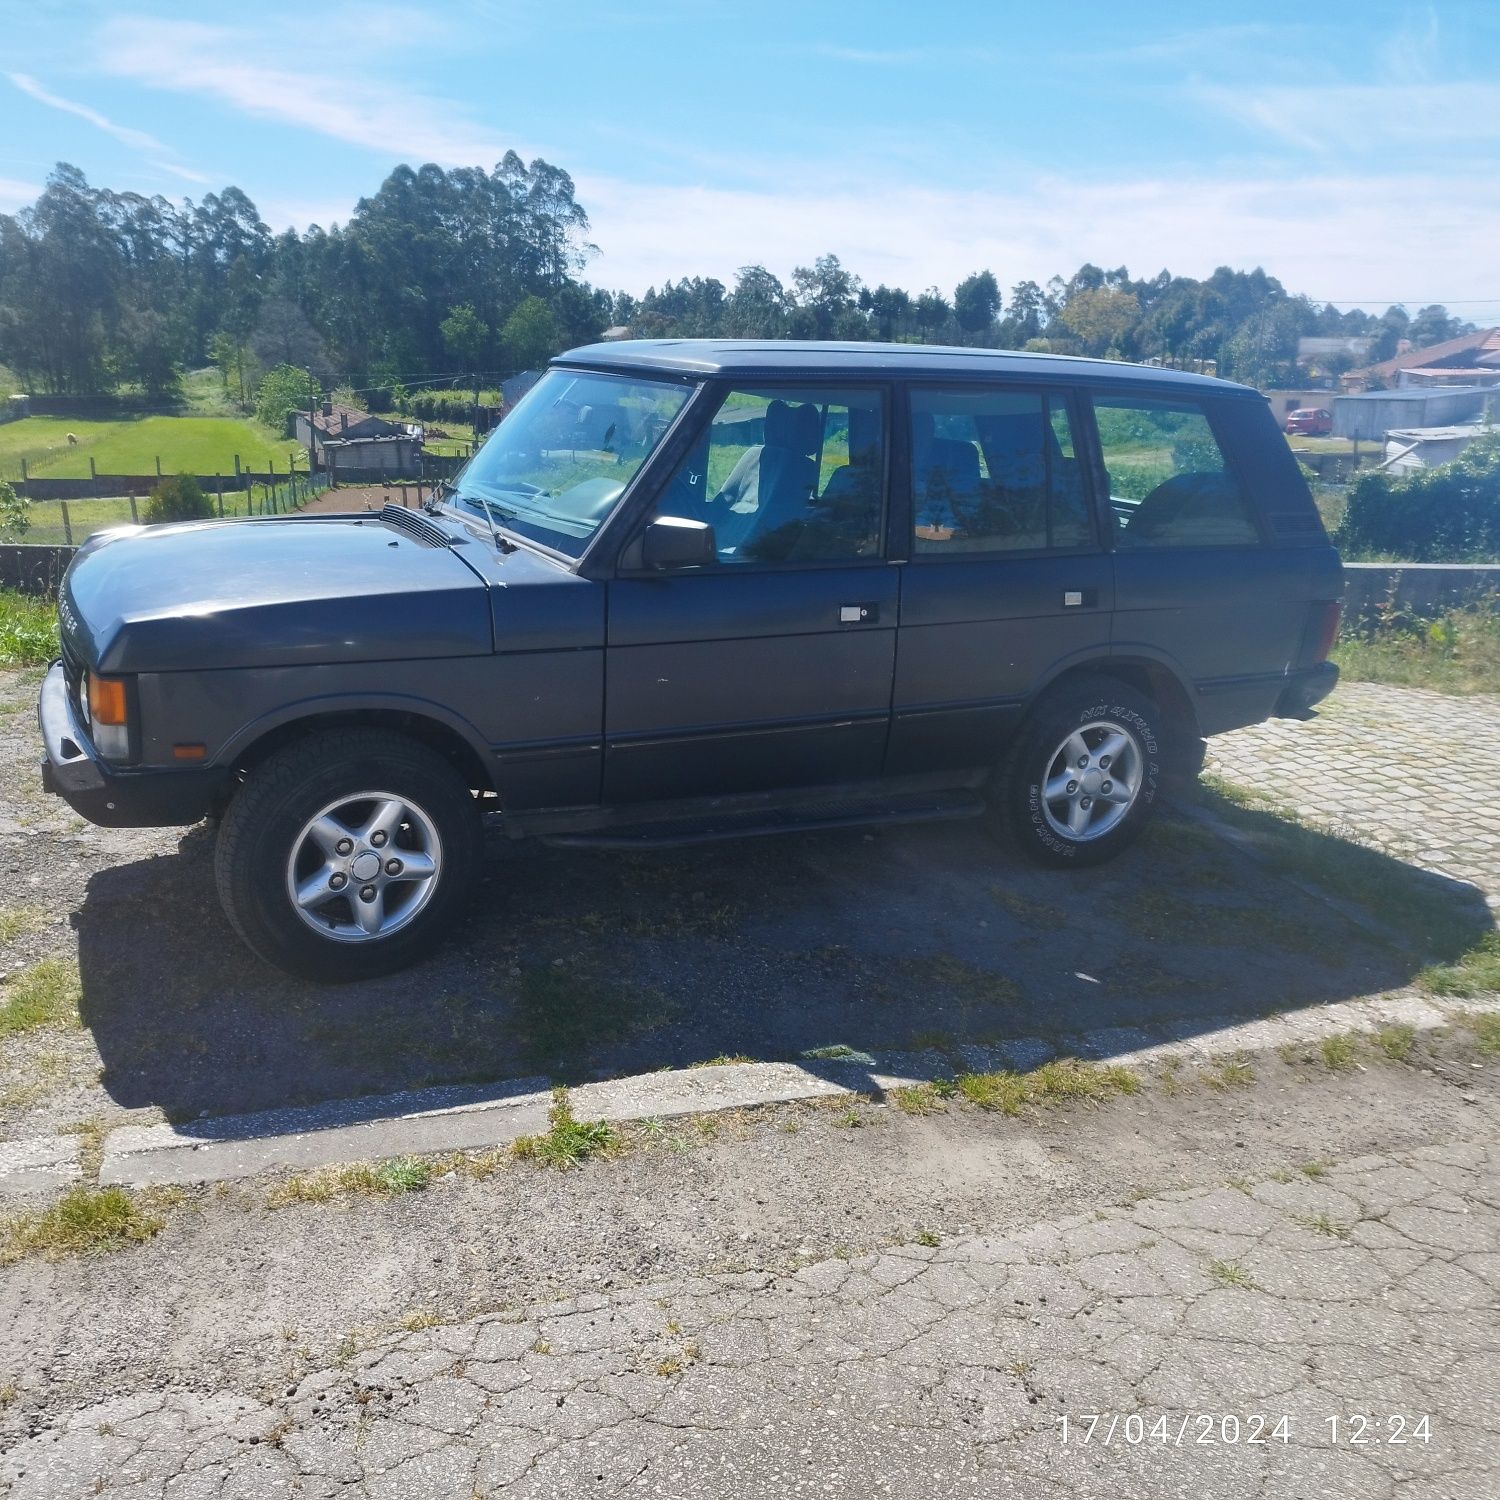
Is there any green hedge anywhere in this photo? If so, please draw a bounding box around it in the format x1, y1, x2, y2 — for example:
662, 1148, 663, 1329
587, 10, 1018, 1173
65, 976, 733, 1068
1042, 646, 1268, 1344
1337, 429, 1500, 561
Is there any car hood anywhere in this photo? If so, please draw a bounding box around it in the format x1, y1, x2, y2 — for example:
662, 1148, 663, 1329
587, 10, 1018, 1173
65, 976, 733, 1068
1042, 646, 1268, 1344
61, 514, 494, 673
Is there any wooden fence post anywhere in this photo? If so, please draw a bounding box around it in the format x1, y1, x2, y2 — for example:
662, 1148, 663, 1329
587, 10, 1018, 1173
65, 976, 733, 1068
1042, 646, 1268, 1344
154, 455, 162, 478
128, 494, 138, 524
234, 454, 241, 482
60, 501, 72, 546
19, 458, 27, 482
216, 475, 224, 517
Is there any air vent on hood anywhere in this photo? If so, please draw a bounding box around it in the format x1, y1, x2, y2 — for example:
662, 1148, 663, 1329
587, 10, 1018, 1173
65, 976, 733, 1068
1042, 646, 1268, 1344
379, 504, 462, 548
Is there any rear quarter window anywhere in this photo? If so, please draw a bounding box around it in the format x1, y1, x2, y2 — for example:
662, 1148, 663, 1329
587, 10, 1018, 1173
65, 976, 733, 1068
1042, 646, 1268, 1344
1092, 393, 1261, 548
1210, 396, 1331, 545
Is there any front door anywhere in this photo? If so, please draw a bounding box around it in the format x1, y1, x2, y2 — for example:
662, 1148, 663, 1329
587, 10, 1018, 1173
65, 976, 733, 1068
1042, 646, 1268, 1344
604, 383, 895, 804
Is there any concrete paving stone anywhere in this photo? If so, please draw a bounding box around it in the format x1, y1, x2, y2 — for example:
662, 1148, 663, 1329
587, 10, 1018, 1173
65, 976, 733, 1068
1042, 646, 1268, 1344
6, 1135, 1500, 1497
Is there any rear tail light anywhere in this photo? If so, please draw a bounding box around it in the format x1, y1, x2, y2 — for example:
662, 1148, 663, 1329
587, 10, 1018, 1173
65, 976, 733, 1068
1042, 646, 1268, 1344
1311, 602, 1342, 662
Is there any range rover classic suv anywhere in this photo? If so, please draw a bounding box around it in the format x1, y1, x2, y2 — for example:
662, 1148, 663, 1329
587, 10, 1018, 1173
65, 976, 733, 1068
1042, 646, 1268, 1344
39, 342, 1341, 980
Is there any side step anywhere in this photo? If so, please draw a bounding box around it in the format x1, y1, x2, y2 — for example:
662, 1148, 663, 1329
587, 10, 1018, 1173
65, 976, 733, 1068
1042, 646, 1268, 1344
538, 792, 987, 849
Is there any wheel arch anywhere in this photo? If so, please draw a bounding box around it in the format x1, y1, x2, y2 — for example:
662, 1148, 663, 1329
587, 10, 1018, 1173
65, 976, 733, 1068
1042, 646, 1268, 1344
216, 697, 496, 803
1025, 651, 1203, 777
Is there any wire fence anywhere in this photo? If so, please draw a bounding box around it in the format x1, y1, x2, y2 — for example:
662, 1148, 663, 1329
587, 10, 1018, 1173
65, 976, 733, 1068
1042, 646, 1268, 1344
13, 472, 332, 545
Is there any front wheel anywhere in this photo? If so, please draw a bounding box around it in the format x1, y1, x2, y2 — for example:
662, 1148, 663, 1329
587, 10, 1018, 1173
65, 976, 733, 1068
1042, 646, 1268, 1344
1002, 676, 1165, 868
214, 729, 483, 982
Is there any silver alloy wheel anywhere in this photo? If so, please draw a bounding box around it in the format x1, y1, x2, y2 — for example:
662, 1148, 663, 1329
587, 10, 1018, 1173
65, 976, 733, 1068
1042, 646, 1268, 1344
1039, 720, 1143, 843
284, 791, 443, 943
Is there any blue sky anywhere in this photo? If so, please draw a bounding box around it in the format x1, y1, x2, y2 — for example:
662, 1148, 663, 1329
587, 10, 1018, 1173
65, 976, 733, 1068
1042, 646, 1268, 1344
3, 0, 1498, 318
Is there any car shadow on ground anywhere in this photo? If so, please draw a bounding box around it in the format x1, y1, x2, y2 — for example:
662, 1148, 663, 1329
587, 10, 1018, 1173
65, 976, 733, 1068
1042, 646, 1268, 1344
74, 795, 1494, 1128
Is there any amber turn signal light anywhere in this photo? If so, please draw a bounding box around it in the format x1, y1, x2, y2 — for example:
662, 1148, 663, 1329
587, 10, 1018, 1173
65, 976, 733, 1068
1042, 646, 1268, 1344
172, 743, 207, 760
87, 673, 129, 726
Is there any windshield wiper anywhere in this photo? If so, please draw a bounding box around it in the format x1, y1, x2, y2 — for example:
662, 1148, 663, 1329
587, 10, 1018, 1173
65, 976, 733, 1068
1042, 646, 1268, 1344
462, 494, 518, 554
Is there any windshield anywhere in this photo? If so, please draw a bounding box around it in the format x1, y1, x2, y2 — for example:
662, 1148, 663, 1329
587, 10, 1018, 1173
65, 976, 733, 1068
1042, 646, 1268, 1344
444, 369, 690, 557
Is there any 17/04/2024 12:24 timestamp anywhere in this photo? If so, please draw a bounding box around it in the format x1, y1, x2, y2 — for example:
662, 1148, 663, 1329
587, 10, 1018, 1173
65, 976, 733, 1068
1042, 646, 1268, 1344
1058, 1413, 1433, 1446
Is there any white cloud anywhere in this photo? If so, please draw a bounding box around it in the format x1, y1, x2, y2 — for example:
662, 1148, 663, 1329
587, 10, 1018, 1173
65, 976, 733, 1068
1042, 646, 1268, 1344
154, 161, 215, 186
8, 70, 167, 153
0, 176, 42, 213
95, 17, 519, 169
574, 170, 1500, 317
1191, 80, 1500, 150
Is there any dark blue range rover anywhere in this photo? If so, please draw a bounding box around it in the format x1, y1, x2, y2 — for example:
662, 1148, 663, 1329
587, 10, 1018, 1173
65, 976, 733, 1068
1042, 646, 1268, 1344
39, 341, 1340, 980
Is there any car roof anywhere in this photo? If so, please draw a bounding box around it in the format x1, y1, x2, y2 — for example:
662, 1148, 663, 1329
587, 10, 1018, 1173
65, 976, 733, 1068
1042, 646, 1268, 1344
552, 339, 1261, 397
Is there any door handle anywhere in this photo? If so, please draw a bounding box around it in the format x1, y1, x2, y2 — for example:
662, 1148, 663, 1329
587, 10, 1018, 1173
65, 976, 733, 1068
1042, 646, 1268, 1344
839, 603, 879, 624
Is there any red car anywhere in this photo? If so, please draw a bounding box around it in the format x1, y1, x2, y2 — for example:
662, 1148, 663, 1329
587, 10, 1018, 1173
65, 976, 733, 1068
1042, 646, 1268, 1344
1284, 407, 1333, 436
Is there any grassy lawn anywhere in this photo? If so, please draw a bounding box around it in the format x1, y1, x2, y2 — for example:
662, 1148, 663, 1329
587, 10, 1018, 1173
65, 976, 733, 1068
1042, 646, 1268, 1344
1334, 602, 1500, 695
0, 415, 301, 481
0, 590, 57, 667
1287, 436, 1361, 456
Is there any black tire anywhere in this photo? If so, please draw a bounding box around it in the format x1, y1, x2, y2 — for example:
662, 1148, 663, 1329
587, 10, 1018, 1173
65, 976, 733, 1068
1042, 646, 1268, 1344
1002, 675, 1165, 869
214, 729, 482, 982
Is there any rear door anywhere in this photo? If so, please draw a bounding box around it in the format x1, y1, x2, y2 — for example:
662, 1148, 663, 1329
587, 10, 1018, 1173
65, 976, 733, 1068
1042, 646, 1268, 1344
604, 382, 896, 803
887, 383, 1113, 774
1093, 390, 1308, 730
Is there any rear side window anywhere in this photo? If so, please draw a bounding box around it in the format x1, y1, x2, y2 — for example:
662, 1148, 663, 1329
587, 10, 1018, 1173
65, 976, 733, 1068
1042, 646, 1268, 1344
909, 387, 1091, 555
1092, 395, 1260, 548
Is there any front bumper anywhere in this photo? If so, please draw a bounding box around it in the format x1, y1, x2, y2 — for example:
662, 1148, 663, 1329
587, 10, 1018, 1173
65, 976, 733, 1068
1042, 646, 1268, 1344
38, 661, 231, 827
1275, 660, 1340, 720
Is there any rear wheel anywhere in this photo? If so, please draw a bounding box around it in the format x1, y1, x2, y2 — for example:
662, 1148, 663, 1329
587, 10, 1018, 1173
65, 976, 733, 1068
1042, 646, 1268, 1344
214, 729, 482, 981
1003, 676, 1165, 868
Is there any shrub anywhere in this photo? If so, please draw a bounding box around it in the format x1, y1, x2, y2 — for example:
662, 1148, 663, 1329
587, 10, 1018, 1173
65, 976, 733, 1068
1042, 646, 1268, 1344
0, 478, 30, 538
1337, 429, 1500, 560
0, 590, 58, 667
143, 473, 213, 524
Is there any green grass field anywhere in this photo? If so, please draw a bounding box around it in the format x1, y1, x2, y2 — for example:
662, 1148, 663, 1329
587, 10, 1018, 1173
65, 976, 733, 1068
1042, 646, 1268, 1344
0, 415, 300, 481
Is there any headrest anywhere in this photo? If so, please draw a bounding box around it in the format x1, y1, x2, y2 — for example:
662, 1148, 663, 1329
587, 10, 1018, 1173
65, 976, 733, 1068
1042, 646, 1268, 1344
847, 406, 878, 462
765, 400, 820, 456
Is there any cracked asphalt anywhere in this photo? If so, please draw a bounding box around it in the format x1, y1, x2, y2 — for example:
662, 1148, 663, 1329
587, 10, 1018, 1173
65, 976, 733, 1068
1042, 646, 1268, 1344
4, 1047, 1499, 1500
4, 1130, 1498, 1499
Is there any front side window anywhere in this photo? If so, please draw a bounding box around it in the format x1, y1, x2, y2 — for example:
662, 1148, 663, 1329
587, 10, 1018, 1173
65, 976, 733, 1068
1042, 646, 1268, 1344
910, 387, 1091, 555
445, 369, 689, 557
654, 386, 885, 565
1093, 395, 1260, 548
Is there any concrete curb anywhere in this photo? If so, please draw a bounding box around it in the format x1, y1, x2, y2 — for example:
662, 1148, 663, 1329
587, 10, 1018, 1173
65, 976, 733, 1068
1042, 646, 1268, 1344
0, 1134, 81, 1196
2, 991, 1492, 1196
75, 989, 1497, 1191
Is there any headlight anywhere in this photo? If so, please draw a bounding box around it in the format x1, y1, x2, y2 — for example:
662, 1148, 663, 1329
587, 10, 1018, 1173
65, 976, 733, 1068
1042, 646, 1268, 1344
87, 672, 131, 760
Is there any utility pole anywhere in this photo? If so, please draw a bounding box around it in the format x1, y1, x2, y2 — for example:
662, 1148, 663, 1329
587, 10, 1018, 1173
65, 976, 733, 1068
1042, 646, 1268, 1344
306, 367, 316, 475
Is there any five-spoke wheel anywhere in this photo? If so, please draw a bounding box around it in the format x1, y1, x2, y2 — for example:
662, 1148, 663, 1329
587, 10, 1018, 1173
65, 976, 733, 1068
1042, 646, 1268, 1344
1038, 721, 1142, 844
1002, 675, 1165, 867
215, 729, 481, 981
286, 792, 443, 942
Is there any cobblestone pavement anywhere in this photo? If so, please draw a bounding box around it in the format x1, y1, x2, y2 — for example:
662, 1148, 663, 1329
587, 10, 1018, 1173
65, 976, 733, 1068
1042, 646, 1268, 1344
5, 1136, 1497, 1499
1208, 682, 1500, 906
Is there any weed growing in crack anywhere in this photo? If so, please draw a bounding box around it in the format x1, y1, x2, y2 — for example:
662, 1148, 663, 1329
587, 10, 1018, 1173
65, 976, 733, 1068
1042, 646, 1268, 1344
1208, 1259, 1256, 1289
267, 1157, 432, 1207
0, 1185, 165, 1264
1297, 1212, 1351, 1240
1454, 1009, 1500, 1056
1203, 1056, 1255, 1090
890, 1083, 950, 1116
1371, 1024, 1417, 1062
1320, 1033, 1359, 1070
958, 1060, 1140, 1116
510, 1088, 618, 1169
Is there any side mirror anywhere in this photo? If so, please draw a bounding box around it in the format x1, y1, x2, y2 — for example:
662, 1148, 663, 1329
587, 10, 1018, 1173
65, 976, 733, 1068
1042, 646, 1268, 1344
641, 515, 716, 570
